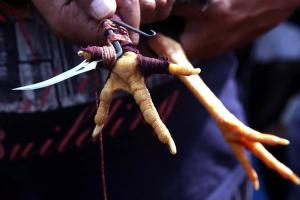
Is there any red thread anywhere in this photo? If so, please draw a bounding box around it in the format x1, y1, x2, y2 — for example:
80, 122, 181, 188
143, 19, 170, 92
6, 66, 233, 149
99, 132, 108, 200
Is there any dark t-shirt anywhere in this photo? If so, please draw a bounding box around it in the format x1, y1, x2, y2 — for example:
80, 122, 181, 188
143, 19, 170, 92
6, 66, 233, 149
0, 7, 247, 200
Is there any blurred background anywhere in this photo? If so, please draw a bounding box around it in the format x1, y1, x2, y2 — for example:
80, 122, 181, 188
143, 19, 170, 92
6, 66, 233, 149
236, 7, 300, 200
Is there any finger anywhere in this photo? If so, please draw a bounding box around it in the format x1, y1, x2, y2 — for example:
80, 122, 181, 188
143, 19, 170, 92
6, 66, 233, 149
247, 142, 300, 185
140, 0, 156, 22
142, 0, 174, 23
242, 127, 290, 146
116, 0, 140, 27
172, 4, 199, 18
156, 0, 167, 6
76, 0, 117, 20
230, 143, 259, 190
116, 0, 140, 44
140, 0, 156, 11
32, 0, 99, 44
154, 0, 174, 21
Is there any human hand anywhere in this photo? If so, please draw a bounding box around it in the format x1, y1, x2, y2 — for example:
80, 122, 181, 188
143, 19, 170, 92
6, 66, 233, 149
173, 0, 300, 59
31, 0, 116, 44
111, 0, 175, 43
140, 0, 175, 23
31, 0, 174, 45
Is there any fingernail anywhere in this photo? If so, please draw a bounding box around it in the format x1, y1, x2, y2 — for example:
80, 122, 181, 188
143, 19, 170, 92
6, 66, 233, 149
90, 0, 116, 19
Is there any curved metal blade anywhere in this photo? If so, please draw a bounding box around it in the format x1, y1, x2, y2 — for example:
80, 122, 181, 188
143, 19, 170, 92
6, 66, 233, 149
13, 60, 99, 90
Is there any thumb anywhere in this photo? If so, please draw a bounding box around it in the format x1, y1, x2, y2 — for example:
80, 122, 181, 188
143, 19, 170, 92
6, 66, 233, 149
76, 0, 117, 20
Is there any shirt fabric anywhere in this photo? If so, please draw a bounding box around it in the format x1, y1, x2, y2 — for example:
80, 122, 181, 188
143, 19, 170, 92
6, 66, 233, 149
0, 4, 249, 200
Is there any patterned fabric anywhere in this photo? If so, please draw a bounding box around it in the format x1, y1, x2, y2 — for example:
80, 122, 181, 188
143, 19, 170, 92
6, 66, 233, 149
0, 13, 101, 112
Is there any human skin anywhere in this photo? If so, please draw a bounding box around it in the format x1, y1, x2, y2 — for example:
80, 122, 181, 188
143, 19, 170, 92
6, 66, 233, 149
31, 0, 300, 59
173, 0, 300, 59
31, 0, 175, 45
31, 0, 114, 44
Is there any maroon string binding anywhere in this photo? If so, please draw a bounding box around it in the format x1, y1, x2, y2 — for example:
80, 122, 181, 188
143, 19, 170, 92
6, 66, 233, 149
81, 46, 103, 60
80, 45, 116, 70
138, 55, 169, 77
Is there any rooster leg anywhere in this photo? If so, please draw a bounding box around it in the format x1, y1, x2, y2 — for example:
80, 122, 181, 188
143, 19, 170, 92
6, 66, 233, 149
149, 33, 300, 188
